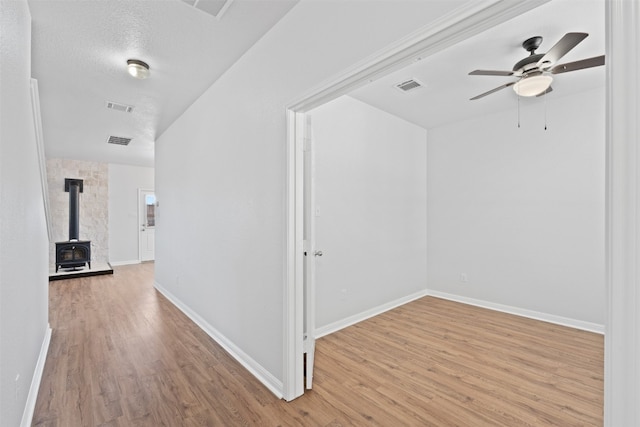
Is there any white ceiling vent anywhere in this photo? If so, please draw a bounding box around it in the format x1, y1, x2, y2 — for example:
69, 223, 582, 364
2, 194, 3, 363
107, 136, 132, 146
106, 101, 134, 113
180, 0, 234, 19
395, 79, 425, 93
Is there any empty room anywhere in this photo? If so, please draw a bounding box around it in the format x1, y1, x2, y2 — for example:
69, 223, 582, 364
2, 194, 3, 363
2, 0, 639, 426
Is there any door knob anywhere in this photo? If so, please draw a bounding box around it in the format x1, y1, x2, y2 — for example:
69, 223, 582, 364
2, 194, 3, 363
314, 250, 323, 257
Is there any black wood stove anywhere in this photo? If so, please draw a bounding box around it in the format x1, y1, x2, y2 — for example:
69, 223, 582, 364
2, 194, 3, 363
55, 178, 91, 272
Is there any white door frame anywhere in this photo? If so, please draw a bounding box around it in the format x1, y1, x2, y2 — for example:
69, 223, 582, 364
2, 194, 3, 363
303, 113, 316, 390
138, 188, 155, 262
283, 111, 305, 401
283, 0, 552, 402
604, 1, 640, 425
30, 79, 52, 243
285, 1, 640, 424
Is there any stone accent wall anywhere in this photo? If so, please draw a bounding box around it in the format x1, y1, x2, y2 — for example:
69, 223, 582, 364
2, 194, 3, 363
47, 158, 109, 265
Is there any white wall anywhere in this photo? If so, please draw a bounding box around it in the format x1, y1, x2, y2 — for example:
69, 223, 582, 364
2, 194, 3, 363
155, 0, 467, 392
427, 86, 605, 326
0, 1, 50, 425
108, 163, 154, 265
309, 96, 427, 331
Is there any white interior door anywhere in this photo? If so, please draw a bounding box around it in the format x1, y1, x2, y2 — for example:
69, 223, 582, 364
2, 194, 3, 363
303, 115, 317, 390
139, 189, 156, 262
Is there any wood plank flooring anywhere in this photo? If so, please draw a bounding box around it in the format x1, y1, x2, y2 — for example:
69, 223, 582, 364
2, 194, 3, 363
33, 263, 603, 426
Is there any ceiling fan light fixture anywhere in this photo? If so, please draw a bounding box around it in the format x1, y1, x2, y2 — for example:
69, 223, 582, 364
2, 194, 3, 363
126, 59, 150, 79
513, 74, 553, 97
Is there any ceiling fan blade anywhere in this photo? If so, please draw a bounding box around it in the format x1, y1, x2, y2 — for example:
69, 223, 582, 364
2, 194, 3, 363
551, 55, 605, 74
537, 32, 588, 68
470, 81, 516, 100
469, 70, 514, 76
536, 86, 553, 97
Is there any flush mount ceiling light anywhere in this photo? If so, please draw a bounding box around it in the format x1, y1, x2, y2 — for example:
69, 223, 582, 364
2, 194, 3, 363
126, 59, 150, 79
513, 73, 553, 97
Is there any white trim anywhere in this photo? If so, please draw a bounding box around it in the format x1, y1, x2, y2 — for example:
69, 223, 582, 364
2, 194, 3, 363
427, 290, 605, 335
604, 1, 640, 425
284, 0, 552, 402
30, 79, 52, 243
108, 260, 141, 267
303, 113, 316, 391
282, 110, 304, 401
20, 325, 52, 427
154, 281, 283, 399
315, 289, 604, 339
315, 290, 429, 338
287, 0, 550, 113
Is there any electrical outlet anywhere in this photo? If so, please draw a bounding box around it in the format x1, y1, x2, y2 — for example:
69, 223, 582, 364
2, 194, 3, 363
460, 273, 468, 283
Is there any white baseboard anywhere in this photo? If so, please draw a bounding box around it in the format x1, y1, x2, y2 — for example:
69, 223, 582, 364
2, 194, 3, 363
153, 281, 283, 398
427, 290, 605, 334
315, 289, 429, 338
21, 324, 52, 427
109, 260, 141, 266
314, 288, 604, 338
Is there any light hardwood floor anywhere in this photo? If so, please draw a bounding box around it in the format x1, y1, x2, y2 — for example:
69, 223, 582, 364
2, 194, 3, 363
33, 264, 603, 426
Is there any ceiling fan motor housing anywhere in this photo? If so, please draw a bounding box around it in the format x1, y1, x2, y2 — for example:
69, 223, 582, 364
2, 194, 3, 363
513, 53, 545, 74
522, 36, 543, 53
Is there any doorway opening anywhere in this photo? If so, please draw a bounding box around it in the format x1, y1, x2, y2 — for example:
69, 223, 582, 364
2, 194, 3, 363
139, 188, 156, 262
283, 0, 556, 402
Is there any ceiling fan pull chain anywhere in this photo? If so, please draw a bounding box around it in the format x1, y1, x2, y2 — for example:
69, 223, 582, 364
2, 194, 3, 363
544, 88, 548, 130
517, 94, 521, 128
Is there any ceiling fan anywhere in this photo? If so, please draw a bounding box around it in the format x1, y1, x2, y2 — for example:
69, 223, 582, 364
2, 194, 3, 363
469, 32, 605, 100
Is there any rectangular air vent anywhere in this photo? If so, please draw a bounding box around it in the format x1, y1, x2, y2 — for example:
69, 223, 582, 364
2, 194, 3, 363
106, 101, 134, 113
107, 136, 132, 146
395, 79, 424, 93
180, 0, 233, 19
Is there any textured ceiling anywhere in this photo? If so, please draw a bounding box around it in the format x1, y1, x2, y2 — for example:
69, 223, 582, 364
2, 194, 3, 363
350, 0, 605, 130
29, 0, 298, 167
28, 0, 604, 168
